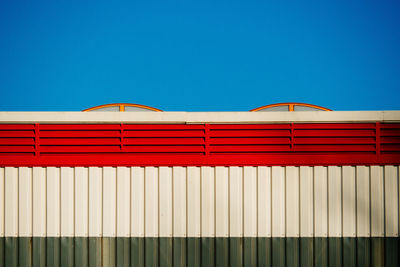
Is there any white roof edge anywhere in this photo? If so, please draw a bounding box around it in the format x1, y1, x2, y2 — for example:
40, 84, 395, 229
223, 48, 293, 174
0, 111, 399, 124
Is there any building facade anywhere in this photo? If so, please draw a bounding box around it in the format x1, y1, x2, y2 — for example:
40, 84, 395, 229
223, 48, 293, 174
0, 110, 399, 267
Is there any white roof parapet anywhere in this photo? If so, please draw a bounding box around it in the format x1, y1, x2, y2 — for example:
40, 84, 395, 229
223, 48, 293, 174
0, 111, 399, 124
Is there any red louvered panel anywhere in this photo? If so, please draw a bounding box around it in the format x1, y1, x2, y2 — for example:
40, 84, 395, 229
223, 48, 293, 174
0, 146, 35, 153
293, 123, 375, 129
123, 124, 205, 130
0, 123, 399, 166
40, 138, 121, 145
0, 124, 35, 130
209, 124, 291, 129
381, 129, 400, 136
123, 146, 204, 153
0, 130, 35, 137
39, 124, 121, 130
210, 130, 291, 137
294, 137, 376, 145
292, 145, 376, 152
40, 146, 122, 153
381, 144, 400, 152
0, 138, 35, 145
124, 130, 204, 138
0, 153, 35, 157
124, 138, 204, 145
210, 137, 291, 145
380, 123, 400, 129
294, 129, 376, 137
40, 130, 120, 138
210, 145, 291, 153
381, 137, 400, 144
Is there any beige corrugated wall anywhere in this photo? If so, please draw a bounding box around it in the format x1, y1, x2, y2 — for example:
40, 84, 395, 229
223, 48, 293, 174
0, 166, 398, 239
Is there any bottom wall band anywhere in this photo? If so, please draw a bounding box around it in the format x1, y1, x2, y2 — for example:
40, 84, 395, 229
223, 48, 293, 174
0, 237, 398, 267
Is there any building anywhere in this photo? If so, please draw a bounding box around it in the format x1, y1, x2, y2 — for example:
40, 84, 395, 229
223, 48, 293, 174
0, 104, 399, 267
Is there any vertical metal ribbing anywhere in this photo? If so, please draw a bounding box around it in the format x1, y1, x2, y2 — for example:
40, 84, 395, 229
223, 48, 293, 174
116, 167, 131, 267
356, 166, 371, 266
88, 167, 102, 267
314, 166, 328, 267
370, 166, 384, 266
384, 166, 399, 266
2, 164, 400, 267
33, 167, 46, 267
0, 168, 4, 267
60, 167, 74, 267
271, 166, 285, 267
342, 166, 356, 266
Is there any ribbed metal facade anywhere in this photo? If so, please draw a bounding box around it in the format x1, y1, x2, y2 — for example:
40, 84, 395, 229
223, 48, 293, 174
0, 165, 399, 266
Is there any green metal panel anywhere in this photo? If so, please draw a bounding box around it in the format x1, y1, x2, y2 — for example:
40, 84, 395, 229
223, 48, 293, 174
343, 237, 356, 267
385, 237, 399, 267
187, 238, 200, 267
371, 238, 384, 267
33, 237, 46, 267
117, 237, 130, 267
145, 237, 158, 267
19, 237, 32, 267
257, 237, 271, 267
131, 237, 144, 267
75, 237, 88, 267
300, 237, 313, 267
89, 237, 101, 267
286, 237, 299, 267
5, 237, 18, 267
159, 237, 172, 267
216, 237, 229, 267
201, 237, 214, 267
244, 237, 256, 267
1, 236, 399, 266
314, 237, 328, 267
0, 237, 4, 267
47, 237, 60, 267
173, 237, 186, 267
328, 237, 342, 267
229, 237, 242, 267
102, 237, 116, 267
272, 237, 285, 267
356, 237, 370, 267
60, 237, 74, 267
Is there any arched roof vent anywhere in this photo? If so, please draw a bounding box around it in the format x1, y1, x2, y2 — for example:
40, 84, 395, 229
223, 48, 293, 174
83, 103, 162, 112
251, 103, 331, 112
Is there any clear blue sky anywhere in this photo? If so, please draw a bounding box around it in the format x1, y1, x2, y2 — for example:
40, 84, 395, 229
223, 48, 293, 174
1, 0, 399, 111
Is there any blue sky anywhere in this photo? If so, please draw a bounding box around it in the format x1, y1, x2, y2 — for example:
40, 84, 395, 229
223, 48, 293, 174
1, 0, 399, 111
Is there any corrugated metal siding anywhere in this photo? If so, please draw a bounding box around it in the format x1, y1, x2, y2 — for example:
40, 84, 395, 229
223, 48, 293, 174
0, 166, 399, 266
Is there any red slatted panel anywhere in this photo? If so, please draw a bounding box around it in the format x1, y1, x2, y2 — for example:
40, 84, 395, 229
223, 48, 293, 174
380, 124, 400, 153
291, 124, 377, 154
123, 125, 205, 154
210, 137, 291, 145
0, 123, 399, 166
209, 125, 291, 154
124, 138, 204, 145
0, 125, 35, 156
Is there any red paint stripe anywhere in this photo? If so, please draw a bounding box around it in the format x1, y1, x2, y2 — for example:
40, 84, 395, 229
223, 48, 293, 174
0, 154, 399, 167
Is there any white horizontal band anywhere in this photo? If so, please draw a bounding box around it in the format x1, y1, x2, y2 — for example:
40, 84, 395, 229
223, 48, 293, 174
0, 111, 399, 124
